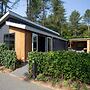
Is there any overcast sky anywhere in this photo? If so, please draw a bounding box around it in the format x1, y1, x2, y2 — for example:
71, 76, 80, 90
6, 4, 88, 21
11, 0, 90, 18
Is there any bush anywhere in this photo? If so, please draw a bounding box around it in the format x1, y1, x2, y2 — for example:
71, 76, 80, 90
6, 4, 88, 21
28, 51, 90, 84
0, 43, 16, 70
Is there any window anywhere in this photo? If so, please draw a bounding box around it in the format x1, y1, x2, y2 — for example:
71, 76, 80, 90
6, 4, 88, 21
32, 33, 38, 51
4, 33, 15, 50
47, 37, 53, 51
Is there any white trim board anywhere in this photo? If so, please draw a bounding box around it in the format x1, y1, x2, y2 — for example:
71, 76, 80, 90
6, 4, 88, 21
0, 12, 9, 22
6, 21, 67, 41
32, 33, 38, 51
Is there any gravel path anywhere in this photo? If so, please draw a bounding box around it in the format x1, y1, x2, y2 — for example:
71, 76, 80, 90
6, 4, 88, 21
0, 72, 53, 90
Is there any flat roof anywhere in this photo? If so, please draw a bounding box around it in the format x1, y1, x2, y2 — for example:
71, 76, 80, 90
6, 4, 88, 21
6, 21, 67, 41
0, 10, 67, 41
0, 10, 59, 35
69, 38, 90, 41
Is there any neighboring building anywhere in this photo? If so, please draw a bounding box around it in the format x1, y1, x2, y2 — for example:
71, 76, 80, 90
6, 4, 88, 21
0, 11, 67, 61
69, 38, 90, 53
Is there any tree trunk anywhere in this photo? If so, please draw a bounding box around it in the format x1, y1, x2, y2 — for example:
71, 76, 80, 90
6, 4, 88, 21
0, 1, 3, 15
5, 6, 7, 14
27, 0, 29, 14
42, 0, 46, 26
88, 24, 89, 32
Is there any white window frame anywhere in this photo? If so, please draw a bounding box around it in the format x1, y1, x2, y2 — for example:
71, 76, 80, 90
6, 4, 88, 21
32, 33, 38, 51
46, 37, 53, 51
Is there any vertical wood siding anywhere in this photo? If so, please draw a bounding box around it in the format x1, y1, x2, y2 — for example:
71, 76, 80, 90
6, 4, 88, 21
9, 26, 32, 61
25, 31, 32, 59
9, 27, 32, 61
87, 40, 90, 53
9, 27, 26, 61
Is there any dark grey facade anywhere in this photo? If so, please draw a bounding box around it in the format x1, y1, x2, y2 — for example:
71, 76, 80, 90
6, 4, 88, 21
53, 38, 67, 51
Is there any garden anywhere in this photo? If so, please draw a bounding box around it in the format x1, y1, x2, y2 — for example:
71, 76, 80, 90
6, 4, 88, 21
28, 51, 90, 90
0, 43, 90, 89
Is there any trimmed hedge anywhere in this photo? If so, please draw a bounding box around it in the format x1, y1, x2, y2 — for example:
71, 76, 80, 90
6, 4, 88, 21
28, 51, 90, 84
0, 43, 16, 70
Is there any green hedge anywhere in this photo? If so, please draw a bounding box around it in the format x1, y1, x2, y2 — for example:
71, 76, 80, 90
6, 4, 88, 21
28, 51, 90, 84
0, 43, 16, 70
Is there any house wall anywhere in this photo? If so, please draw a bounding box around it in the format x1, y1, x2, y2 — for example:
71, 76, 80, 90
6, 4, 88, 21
25, 31, 32, 59
0, 25, 9, 43
9, 26, 26, 61
53, 38, 67, 51
9, 26, 32, 61
87, 40, 90, 53
0, 25, 67, 61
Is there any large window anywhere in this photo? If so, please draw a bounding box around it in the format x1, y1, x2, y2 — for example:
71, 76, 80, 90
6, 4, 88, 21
4, 33, 15, 50
47, 37, 53, 51
32, 33, 38, 51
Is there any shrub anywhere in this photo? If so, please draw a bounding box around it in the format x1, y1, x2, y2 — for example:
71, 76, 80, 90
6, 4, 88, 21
28, 51, 90, 84
0, 43, 16, 70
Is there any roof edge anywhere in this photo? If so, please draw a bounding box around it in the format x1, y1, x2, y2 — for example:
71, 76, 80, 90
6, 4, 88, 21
6, 21, 67, 41
1, 10, 60, 36
0, 11, 9, 22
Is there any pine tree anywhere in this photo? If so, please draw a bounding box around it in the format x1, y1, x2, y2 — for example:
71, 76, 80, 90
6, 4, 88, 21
27, 0, 42, 22
69, 10, 82, 37
83, 9, 90, 34
0, 0, 20, 17
43, 0, 66, 35
39, 0, 50, 25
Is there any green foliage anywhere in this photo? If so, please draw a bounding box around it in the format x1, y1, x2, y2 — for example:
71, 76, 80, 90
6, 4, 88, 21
26, 1, 90, 39
43, 0, 66, 35
28, 51, 90, 84
0, 43, 8, 51
0, 0, 20, 17
71, 81, 80, 90
27, 0, 42, 21
36, 74, 49, 82
69, 10, 82, 36
27, 0, 66, 35
83, 9, 90, 36
82, 84, 88, 90
63, 80, 69, 87
84, 9, 90, 24
0, 43, 16, 70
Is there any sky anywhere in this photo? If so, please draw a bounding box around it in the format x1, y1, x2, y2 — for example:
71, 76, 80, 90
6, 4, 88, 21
63, 0, 90, 17
11, 0, 90, 18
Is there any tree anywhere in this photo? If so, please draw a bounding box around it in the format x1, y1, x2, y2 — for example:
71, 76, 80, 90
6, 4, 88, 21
83, 9, 90, 34
39, 0, 50, 25
27, 0, 50, 23
27, 0, 42, 22
69, 10, 82, 36
78, 24, 88, 37
0, 0, 3, 17
0, 0, 20, 17
26, 0, 66, 36
0, 0, 10, 17
43, 0, 66, 36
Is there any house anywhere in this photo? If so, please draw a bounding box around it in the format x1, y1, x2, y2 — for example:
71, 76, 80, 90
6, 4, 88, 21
0, 11, 67, 61
69, 38, 90, 53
